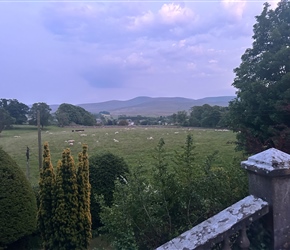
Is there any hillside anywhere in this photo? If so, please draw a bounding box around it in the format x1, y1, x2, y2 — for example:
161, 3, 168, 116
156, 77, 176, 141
50, 96, 235, 117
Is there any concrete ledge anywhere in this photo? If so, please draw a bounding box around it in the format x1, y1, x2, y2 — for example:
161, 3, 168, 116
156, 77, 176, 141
156, 195, 269, 250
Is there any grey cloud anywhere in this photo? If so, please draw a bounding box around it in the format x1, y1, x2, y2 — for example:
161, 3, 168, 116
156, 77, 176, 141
81, 62, 126, 88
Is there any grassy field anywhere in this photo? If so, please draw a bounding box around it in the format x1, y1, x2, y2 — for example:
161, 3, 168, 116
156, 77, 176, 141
0, 125, 243, 185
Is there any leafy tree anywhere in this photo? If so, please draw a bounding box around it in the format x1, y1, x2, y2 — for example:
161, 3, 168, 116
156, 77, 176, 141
29, 102, 52, 128
0, 148, 37, 248
38, 142, 55, 250
0, 107, 15, 134
55, 103, 95, 126
76, 144, 92, 249
176, 110, 188, 126
228, 0, 290, 154
89, 152, 129, 229
0, 99, 29, 124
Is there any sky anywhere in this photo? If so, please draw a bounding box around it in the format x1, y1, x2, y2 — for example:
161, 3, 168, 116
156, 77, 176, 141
0, 0, 280, 105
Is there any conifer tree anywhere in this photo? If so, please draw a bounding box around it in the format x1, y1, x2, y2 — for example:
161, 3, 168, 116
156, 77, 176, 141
53, 148, 79, 250
38, 142, 55, 250
77, 144, 92, 249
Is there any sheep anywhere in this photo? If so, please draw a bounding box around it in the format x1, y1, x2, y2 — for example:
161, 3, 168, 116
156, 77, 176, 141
14, 135, 21, 138
115, 131, 119, 134
147, 136, 154, 140
69, 142, 74, 146
113, 139, 119, 143
80, 134, 87, 137
68, 139, 75, 143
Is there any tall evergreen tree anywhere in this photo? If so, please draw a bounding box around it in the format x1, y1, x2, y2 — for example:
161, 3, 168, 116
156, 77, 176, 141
77, 144, 92, 249
38, 142, 55, 250
53, 148, 79, 250
228, 0, 290, 154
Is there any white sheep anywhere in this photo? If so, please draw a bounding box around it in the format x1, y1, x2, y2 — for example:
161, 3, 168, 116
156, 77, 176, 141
113, 139, 119, 143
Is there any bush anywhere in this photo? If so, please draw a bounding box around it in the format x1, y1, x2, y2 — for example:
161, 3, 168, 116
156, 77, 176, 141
89, 152, 129, 230
0, 148, 37, 248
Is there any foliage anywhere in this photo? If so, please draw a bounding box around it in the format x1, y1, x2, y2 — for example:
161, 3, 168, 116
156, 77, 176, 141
29, 102, 52, 128
118, 119, 129, 126
37, 143, 92, 250
89, 152, 129, 230
99, 136, 247, 250
53, 148, 79, 249
170, 105, 229, 128
0, 99, 29, 125
38, 143, 55, 250
228, 0, 290, 154
189, 105, 228, 128
0, 107, 15, 133
0, 148, 37, 248
55, 103, 96, 126
77, 144, 92, 249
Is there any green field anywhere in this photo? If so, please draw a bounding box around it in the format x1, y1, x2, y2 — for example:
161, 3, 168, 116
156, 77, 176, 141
0, 125, 243, 185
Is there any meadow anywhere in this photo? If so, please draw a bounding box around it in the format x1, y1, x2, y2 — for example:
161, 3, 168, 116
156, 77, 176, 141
0, 125, 243, 186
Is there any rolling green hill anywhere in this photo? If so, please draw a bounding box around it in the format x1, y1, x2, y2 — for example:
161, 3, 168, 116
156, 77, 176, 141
50, 96, 235, 117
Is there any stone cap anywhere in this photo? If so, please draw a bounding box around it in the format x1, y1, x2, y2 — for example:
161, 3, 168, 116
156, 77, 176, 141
241, 148, 290, 176
156, 195, 269, 250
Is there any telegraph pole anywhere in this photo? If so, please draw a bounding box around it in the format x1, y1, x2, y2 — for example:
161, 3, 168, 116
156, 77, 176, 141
26, 146, 30, 181
37, 109, 42, 171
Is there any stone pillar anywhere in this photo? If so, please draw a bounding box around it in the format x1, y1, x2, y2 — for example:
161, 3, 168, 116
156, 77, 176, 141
241, 148, 290, 249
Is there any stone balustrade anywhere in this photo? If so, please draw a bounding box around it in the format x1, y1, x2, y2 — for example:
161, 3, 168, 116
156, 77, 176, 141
156, 148, 290, 250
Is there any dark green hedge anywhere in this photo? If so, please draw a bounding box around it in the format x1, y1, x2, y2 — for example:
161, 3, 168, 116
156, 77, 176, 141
0, 148, 37, 248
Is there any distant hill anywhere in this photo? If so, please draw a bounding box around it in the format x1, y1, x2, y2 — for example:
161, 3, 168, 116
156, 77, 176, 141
50, 96, 235, 117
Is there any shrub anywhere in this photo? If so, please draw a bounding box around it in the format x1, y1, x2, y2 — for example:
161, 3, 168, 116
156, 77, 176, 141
0, 148, 37, 248
89, 152, 129, 230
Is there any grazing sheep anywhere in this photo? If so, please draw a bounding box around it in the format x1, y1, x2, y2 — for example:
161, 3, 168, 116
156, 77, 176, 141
69, 142, 74, 146
80, 134, 87, 136
14, 135, 21, 138
68, 139, 75, 143
115, 131, 119, 134
147, 136, 154, 140
113, 139, 119, 143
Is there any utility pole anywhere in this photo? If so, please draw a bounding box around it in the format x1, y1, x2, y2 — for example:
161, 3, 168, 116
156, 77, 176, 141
26, 146, 30, 181
38, 109, 42, 171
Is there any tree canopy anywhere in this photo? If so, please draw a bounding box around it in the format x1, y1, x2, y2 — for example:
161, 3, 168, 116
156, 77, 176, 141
29, 102, 52, 128
228, 0, 290, 154
0, 99, 29, 125
55, 103, 96, 126
0, 108, 14, 134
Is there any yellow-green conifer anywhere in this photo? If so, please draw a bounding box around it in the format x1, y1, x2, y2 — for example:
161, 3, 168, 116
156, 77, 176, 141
77, 144, 92, 249
53, 148, 79, 250
37, 142, 55, 250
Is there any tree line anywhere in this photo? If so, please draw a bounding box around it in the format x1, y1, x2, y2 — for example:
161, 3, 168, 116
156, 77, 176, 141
0, 100, 96, 133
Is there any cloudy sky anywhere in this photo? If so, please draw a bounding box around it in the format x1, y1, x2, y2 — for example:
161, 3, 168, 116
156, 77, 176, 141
0, 0, 280, 105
